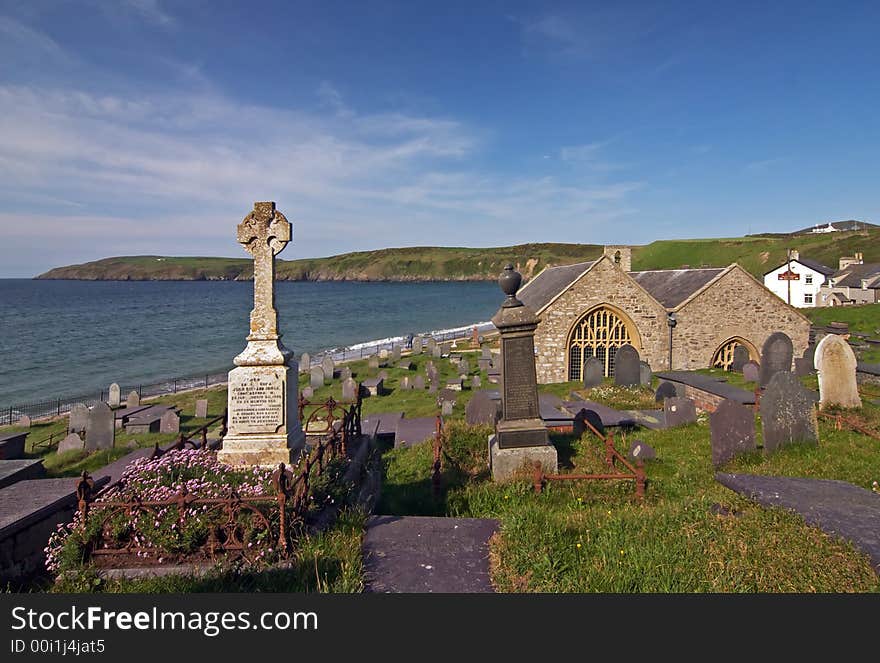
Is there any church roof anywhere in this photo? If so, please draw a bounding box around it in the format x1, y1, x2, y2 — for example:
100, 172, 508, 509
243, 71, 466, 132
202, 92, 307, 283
518, 261, 595, 312
627, 268, 727, 308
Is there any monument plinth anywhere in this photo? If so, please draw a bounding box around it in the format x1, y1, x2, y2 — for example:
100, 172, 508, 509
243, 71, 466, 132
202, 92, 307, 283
218, 202, 305, 467
489, 265, 556, 481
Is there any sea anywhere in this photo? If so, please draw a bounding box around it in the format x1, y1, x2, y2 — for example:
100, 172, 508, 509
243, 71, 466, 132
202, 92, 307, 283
0, 279, 500, 408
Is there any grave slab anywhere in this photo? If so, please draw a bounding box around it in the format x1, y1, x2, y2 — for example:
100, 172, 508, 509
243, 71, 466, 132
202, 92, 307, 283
394, 418, 437, 448
0, 459, 46, 490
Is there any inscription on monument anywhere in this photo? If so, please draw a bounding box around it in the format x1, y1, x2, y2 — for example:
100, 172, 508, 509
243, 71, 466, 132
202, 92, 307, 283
229, 371, 285, 433
502, 338, 539, 420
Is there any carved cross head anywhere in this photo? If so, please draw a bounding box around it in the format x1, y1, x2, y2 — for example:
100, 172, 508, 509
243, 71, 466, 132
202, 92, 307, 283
237, 201, 292, 257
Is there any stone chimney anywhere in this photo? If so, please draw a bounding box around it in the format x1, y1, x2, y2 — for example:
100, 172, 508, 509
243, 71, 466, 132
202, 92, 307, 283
604, 246, 632, 272
839, 252, 864, 271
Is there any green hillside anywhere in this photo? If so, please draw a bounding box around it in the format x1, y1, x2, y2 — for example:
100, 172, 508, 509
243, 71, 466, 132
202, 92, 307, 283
35, 227, 880, 281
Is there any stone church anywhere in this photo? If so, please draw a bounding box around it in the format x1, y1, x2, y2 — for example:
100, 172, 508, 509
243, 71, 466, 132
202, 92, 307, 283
517, 247, 811, 384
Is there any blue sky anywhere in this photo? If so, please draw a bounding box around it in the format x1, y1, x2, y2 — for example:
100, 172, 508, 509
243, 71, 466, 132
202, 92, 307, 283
1, 1, 878, 277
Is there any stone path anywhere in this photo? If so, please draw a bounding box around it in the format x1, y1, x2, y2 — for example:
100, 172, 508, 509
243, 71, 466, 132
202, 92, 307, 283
363, 515, 499, 592
717, 473, 880, 572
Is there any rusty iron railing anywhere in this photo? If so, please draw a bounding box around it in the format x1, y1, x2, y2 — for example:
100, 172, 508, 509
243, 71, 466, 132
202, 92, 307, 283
151, 410, 228, 458
818, 411, 880, 441
431, 414, 443, 499
298, 390, 362, 456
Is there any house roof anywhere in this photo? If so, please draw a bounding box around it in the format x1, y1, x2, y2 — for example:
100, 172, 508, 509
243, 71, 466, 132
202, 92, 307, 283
627, 268, 727, 308
763, 256, 835, 277
518, 261, 595, 312
832, 292, 852, 303
833, 263, 880, 288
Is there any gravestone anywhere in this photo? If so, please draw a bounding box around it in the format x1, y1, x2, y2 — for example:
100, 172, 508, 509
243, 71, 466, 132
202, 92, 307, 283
363, 378, 384, 396
340, 366, 352, 381
400, 377, 411, 390
477, 358, 490, 372
628, 440, 656, 462
613, 345, 640, 387
159, 410, 180, 434
57, 433, 85, 454
108, 383, 121, 408
482, 347, 492, 360
126, 390, 140, 408
397, 360, 414, 371
466, 391, 500, 426
742, 361, 760, 383
664, 397, 697, 428
18, 415, 31, 428
472, 375, 481, 389
217, 202, 305, 467
446, 377, 463, 392
794, 358, 813, 377
322, 356, 335, 380
575, 409, 605, 438
368, 356, 379, 371
85, 402, 115, 451
639, 361, 652, 387
428, 375, 439, 393
195, 399, 208, 418
69, 404, 89, 434
439, 400, 453, 416
310, 366, 325, 389
432, 345, 441, 358
391, 346, 402, 363
710, 399, 756, 467
731, 345, 750, 372
458, 359, 470, 376
426, 338, 436, 355
655, 381, 677, 403
814, 334, 861, 409
759, 332, 794, 387
300, 353, 310, 373
413, 375, 425, 390
761, 371, 819, 453
302, 386, 314, 399
379, 348, 389, 360
379, 369, 389, 381
582, 357, 604, 388
411, 337, 423, 355
342, 378, 357, 402
439, 389, 458, 405
425, 360, 435, 373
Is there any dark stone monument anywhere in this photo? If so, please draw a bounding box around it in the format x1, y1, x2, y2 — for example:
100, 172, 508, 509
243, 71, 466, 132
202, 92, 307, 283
731, 345, 749, 372
759, 332, 794, 387
664, 397, 697, 428
85, 402, 115, 451
628, 440, 656, 462
709, 398, 756, 467
761, 371, 819, 453
639, 361, 652, 387
490, 265, 555, 480
794, 357, 813, 377
655, 381, 677, 403
195, 399, 209, 418
466, 390, 500, 426
742, 361, 760, 383
613, 345, 640, 387
583, 357, 604, 388
575, 408, 605, 438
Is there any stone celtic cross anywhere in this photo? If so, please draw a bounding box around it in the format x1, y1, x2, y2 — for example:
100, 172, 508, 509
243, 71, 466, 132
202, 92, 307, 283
237, 201, 291, 341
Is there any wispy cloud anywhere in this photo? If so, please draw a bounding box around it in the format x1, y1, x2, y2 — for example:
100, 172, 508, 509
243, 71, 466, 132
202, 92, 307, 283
745, 157, 785, 173
120, 0, 176, 28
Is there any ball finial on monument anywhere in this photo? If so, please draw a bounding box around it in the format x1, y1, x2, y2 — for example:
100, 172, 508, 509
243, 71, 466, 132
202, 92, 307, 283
499, 264, 523, 308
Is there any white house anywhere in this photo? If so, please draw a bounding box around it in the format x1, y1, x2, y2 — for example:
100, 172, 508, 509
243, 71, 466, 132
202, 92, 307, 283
762, 251, 835, 308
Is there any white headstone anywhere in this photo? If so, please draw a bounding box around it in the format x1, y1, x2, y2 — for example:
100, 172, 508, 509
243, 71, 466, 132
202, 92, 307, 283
108, 383, 121, 408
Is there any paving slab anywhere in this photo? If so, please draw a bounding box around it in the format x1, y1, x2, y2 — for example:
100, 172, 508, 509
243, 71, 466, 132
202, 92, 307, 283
0, 459, 46, 490
361, 411, 404, 438
656, 371, 756, 405
0, 476, 109, 539
717, 473, 880, 572
394, 417, 437, 448
363, 515, 499, 593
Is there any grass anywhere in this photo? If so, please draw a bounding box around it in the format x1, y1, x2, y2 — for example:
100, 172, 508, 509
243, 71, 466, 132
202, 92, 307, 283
804, 304, 880, 362
380, 394, 880, 592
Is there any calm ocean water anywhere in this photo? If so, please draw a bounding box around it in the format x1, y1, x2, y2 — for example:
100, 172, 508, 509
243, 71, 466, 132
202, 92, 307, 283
0, 279, 499, 406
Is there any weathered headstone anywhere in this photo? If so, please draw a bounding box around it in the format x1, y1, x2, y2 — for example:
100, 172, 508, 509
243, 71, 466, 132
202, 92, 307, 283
664, 397, 697, 428
439, 389, 458, 405
300, 352, 310, 373
340, 366, 352, 381
458, 359, 470, 376
742, 361, 760, 383
108, 383, 121, 408
302, 386, 314, 399
322, 356, 335, 380
639, 361, 652, 387
57, 433, 85, 454
159, 410, 180, 434
85, 402, 115, 451
413, 375, 425, 390
761, 371, 819, 453
411, 337, 423, 355
759, 332, 794, 387
574, 409, 605, 438
428, 375, 439, 393
471, 375, 481, 389
655, 381, 677, 403
18, 415, 31, 428
195, 399, 208, 418
391, 345, 402, 363
342, 377, 357, 402
482, 347, 492, 360
432, 345, 442, 358
466, 391, 500, 426
426, 338, 436, 355
478, 358, 491, 372
379, 369, 389, 381
379, 348, 389, 360
710, 399, 756, 467
310, 366, 325, 389
583, 357, 604, 388
126, 390, 140, 408
69, 403, 88, 434
368, 355, 379, 371
814, 334, 861, 409
613, 345, 640, 387
628, 440, 656, 462
218, 202, 305, 467
441, 400, 454, 416
400, 376, 411, 390
731, 345, 750, 372
397, 360, 414, 371
794, 357, 813, 377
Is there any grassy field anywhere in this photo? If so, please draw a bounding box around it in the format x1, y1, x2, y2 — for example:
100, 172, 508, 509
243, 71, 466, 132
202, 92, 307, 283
35, 227, 880, 282
804, 304, 880, 362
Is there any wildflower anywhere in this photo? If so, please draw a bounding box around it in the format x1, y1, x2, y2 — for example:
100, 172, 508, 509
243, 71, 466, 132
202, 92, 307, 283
576, 543, 582, 549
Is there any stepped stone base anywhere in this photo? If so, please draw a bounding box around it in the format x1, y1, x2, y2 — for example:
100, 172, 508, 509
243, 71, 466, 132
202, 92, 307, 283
488, 434, 557, 482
